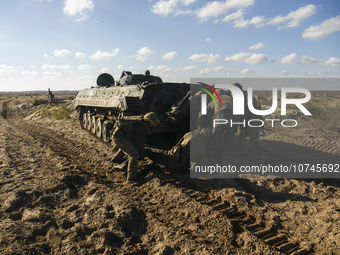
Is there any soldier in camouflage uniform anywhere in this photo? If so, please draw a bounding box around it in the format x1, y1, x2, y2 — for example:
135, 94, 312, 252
208, 88, 241, 161
144, 128, 213, 172
144, 132, 190, 172
143, 90, 213, 173
143, 92, 191, 172
232, 82, 277, 157
111, 112, 160, 183
166, 91, 191, 137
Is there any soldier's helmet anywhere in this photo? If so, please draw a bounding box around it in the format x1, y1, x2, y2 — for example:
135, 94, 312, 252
232, 82, 243, 90
191, 90, 204, 105
144, 112, 160, 126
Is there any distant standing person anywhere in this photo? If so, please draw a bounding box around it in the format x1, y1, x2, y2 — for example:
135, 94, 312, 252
48, 88, 54, 105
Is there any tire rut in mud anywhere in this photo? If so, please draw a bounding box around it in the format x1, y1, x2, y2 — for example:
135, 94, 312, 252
8, 119, 109, 177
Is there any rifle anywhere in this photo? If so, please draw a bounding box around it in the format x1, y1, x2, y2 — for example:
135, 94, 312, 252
169, 91, 191, 116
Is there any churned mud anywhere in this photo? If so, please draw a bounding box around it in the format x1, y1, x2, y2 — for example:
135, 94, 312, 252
0, 93, 339, 254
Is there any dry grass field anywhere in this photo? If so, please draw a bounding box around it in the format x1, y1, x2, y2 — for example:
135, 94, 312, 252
0, 91, 339, 254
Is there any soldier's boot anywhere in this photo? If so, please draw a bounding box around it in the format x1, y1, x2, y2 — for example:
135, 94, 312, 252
144, 147, 170, 171
126, 156, 139, 183
114, 159, 128, 170
140, 160, 155, 174
111, 149, 125, 163
126, 171, 138, 184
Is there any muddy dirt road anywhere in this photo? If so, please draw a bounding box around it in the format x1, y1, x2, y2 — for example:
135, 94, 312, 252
0, 97, 339, 254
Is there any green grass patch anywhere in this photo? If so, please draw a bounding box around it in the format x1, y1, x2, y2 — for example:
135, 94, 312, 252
41, 108, 52, 117
50, 107, 73, 120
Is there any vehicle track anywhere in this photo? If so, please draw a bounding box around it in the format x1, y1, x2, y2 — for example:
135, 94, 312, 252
2, 103, 313, 254
157, 173, 313, 255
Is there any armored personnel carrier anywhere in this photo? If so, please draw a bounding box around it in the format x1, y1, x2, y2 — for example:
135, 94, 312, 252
74, 70, 190, 146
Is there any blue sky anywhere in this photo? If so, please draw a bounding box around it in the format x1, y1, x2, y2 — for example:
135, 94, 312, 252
0, 0, 339, 91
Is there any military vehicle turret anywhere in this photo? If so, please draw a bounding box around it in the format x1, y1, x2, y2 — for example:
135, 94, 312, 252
74, 70, 190, 145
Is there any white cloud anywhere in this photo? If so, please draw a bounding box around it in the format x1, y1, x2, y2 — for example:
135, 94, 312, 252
135, 47, 155, 61
148, 65, 167, 71
324, 57, 340, 67
196, 0, 254, 21
118, 65, 124, 70
187, 53, 220, 63
138, 47, 155, 56
206, 37, 212, 41
164, 67, 173, 72
100, 67, 110, 73
233, 15, 267, 28
302, 15, 340, 40
183, 65, 198, 71
21, 71, 39, 75
221, 9, 244, 22
53, 49, 72, 57
300, 56, 321, 65
90, 49, 119, 60
63, 0, 94, 21
172, 67, 183, 73
42, 64, 71, 70
198, 66, 232, 74
67, 75, 88, 81
151, 0, 196, 16
267, 4, 317, 30
249, 42, 264, 50
222, 4, 316, 30
0, 65, 16, 75
224, 52, 267, 63
78, 65, 91, 70
300, 56, 340, 67
75, 52, 86, 58
280, 70, 295, 75
155, 65, 167, 70
43, 71, 62, 76
0, 65, 13, 69
240, 68, 251, 74
245, 53, 267, 63
44, 53, 48, 58
224, 52, 251, 61
280, 53, 297, 64
162, 51, 177, 60
306, 71, 328, 76
136, 56, 147, 62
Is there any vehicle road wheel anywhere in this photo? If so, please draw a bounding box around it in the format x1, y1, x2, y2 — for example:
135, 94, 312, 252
91, 116, 97, 134
87, 113, 91, 130
96, 118, 102, 138
82, 113, 87, 129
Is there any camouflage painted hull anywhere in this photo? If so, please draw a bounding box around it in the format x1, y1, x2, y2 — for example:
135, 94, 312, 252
74, 73, 190, 147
